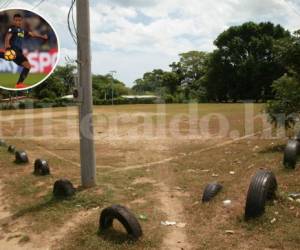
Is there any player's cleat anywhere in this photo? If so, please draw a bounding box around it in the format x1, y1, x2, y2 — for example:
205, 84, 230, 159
15, 83, 27, 89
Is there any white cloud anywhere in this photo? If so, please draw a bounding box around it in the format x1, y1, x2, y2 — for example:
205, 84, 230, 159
91, 50, 177, 85
2, 0, 300, 85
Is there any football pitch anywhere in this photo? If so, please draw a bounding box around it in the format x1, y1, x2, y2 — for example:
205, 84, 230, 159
0, 73, 47, 89
0, 104, 299, 249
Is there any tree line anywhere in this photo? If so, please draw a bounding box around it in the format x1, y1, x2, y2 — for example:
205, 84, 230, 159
0, 65, 130, 104
133, 21, 298, 103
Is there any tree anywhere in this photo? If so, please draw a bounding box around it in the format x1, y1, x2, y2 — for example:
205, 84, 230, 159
54, 64, 76, 93
266, 73, 300, 129
206, 22, 291, 102
274, 30, 300, 75
170, 51, 209, 101
32, 64, 75, 99
92, 74, 129, 100
170, 51, 209, 83
32, 74, 66, 99
132, 69, 179, 96
266, 30, 300, 130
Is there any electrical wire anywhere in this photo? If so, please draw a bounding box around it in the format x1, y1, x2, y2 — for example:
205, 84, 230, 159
0, 0, 9, 9
284, 0, 300, 17
5, 0, 12, 8
0, 0, 12, 9
68, 0, 77, 44
71, 0, 77, 35
33, 0, 46, 10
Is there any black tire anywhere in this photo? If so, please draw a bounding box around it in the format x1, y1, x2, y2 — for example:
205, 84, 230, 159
202, 183, 223, 202
53, 179, 76, 198
15, 151, 29, 164
283, 139, 299, 169
99, 205, 143, 240
245, 170, 277, 219
34, 159, 50, 176
8, 145, 16, 154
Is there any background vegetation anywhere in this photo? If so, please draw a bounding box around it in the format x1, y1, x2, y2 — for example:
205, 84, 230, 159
0, 21, 299, 128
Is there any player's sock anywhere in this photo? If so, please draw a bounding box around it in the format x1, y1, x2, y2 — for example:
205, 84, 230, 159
17, 67, 30, 83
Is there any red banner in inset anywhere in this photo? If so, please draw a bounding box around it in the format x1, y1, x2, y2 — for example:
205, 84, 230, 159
25, 48, 58, 74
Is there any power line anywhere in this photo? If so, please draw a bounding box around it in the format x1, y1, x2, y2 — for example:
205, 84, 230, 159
0, 0, 9, 9
68, 0, 77, 44
0, 0, 12, 9
33, 0, 46, 10
5, 0, 12, 8
284, 0, 300, 17
72, 0, 77, 34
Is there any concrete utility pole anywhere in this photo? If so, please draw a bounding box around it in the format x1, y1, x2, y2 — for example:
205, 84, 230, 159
76, 0, 96, 187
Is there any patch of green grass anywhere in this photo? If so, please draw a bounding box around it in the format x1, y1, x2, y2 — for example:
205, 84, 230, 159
56, 217, 159, 250
12, 188, 110, 233
56, 169, 163, 250
0, 73, 46, 89
5, 175, 41, 197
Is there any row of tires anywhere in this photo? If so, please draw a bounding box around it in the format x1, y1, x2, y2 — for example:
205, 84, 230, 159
101, 169, 278, 237
201, 132, 300, 218
202, 170, 277, 219
56, 170, 278, 239
0, 139, 143, 239
0, 139, 51, 175
0, 134, 296, 240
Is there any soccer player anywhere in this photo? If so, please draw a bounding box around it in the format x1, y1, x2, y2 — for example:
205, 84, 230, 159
0, 13, 48, 89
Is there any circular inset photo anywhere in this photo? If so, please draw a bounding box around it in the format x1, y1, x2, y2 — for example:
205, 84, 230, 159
0, 8, 59, 90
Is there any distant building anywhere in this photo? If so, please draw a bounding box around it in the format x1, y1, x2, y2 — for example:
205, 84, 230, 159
61, 95, 74, 100
121, 95, 157, 99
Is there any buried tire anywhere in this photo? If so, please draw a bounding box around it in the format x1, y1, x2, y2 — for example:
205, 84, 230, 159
34, 159, 50, 176
283, 139, 299, 169
15, 151, 29, 164
53, 179, 76, 198
245, 170, 277, 219
202, 183, 223, 202
8, 145, 16, 154
99, 205, 143, 240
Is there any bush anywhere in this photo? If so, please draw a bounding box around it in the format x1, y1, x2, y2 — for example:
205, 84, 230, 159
41, 98, 54, 103
39, 89, 57, 100
18, 100, 34, 109
266, 72, 300, 129
0, 103, 16, 110
161, 94, 175, 104
14, 98, 77, 110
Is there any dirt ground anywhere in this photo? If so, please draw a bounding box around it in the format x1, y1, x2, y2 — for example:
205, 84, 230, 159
0, 104, 299, 250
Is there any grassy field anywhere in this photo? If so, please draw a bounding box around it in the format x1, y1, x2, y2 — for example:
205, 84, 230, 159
0, 104, 299, 250
0, 73, 46, 89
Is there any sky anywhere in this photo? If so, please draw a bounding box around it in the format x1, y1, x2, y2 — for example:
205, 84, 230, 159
3, 0, 300, 86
